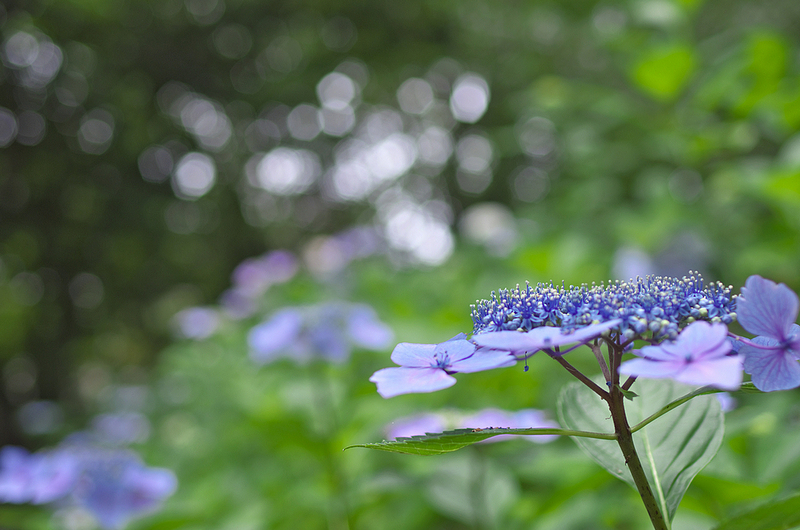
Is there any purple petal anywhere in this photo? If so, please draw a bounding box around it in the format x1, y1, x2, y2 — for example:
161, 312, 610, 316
248, 308, 303, 364
390, 343, 437, 367
656, 321, 731, 361
450, 348, 516, 373
741, 342, 800, 392
369, 367, 456, 398
435, 338, 478, 363
738, 275, 799, 340
619, 357, 685, 379
558, 320, 622, 346
28, 450, 80, 504
0, 446, 36, 503
471, 330, 544, 353
659, 322, 730, 359
473, 320, 621, 353
673, 355, 743, 390
789, 324, 800, 358
635, 344, 682, 362
635, 322, 731, 363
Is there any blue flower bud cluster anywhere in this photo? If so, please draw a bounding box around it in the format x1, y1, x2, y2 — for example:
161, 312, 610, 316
471, 272, 736, 341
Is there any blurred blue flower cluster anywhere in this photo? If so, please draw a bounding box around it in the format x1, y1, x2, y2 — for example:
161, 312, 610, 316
0, 442, 176, 529
249, 301, 393, 364
221, 250, 299, 319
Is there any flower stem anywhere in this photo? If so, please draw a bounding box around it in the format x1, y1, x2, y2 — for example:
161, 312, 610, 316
548, 352, 610, 400
608, 384, 670, 530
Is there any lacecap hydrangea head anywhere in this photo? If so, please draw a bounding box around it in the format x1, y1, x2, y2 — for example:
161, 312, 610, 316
470, 271, 736, 341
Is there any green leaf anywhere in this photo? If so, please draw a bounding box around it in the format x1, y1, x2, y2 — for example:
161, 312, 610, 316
631, 44, 696, 101
557, 378, 724, 521
712, 493, 800, 530
344, 427, 615, 456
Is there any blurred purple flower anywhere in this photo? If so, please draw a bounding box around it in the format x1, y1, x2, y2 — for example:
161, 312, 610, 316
715, 392, 737, 412
384, 408, 559, 443
232, 250, 298, 295
219, 288, 257, 319
0, 446, 77, 504
248, 302, 393, 365
71, 450, 177, 530
173, 306, 219, 340
736, 275, 800, 392
370, 335, 516, 398
0, 443, 177, 529
223, 250, 299, 318
472, 319, 621, 357
386, 413, 447, 440
249, 308, 306, 363
462, 408, 559, 443
332, 225, 384, 260
347, 305, 394, 350
619, 321, 742, 390
91, 412, 151, 445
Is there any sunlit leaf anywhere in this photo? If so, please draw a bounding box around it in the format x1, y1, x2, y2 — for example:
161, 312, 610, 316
557, 378, 724, 521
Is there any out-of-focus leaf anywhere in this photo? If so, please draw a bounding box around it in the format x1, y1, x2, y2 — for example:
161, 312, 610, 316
712, 493, 800, 530
631, 44, 696, 101
558, 378, 724, 521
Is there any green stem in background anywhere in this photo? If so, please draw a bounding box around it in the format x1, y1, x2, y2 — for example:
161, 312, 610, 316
308, 365, 353, 530
468, 447, 495, 530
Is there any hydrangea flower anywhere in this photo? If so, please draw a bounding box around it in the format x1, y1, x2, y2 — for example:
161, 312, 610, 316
471, 272, 735, 341
736, 275, 800, 391
249, 302, 393, 365
0, 446, 78, 504
618, 321, 743, 390
472, 319, 621, 356
172, 306, 220, 340
71, 449, 177, 530
0, 444, 176, 530
221, 250, 299, 318
370, 334, 515, 398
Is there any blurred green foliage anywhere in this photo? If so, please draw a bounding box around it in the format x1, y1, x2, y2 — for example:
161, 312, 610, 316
2, 0, 800, 527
